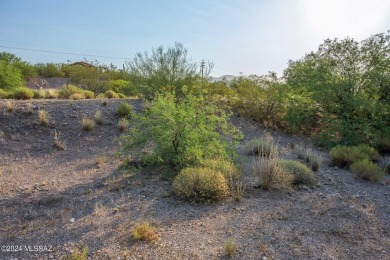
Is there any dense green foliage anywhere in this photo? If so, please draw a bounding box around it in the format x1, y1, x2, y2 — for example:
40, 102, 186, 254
284, 32, 390, 147
120, 91, 242, 170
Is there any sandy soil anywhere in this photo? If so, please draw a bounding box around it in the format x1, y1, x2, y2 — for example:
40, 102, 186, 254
0, 99, 389, 260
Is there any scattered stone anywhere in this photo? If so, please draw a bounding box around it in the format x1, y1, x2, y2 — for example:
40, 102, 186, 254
70, 218, 75, 223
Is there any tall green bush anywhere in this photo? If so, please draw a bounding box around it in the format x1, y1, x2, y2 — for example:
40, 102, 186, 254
120, 92, 243, 170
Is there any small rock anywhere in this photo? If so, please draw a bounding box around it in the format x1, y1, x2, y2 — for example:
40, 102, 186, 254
70, 218, 75, 223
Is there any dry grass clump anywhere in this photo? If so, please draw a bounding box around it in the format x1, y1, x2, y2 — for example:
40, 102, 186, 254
118, 118, 129, 132
53, 130, 66, 150
296, 146, 322, 171
45, 89, 58, 99
0, 89, 9, 99
116, 102, 134, 118
95, 156, 107, 165
5, 100, 15, 112
69, 93, 85, 100
242, 138, 275, 157
224, 239, 237, 257
25, 103, 33, 114
253, 144, 294, 191
94, 110, 103, 125
350, 159, 385, 181
131, 222, 158, 243
83, 90, 94, 99
38, 110, 49, 126
173, 167, 229, 203
82, 117, 95, 131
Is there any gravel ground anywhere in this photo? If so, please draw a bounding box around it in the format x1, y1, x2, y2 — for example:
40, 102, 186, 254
0, 98, 389, 260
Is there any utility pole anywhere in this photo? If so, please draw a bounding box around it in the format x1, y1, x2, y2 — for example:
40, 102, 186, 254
200, 60, 206, 79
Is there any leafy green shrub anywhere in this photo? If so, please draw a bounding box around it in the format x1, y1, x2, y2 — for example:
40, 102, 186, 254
13, 87, 34, 100
104, 90, 119, 99
116, 102, 133, 118
173, 167, 229, 203
0, 60, 23, 90
350, 159, 384, 181
120, 92, 242, 170
278, 160, 317, 186
35, 63, 65, 78
241, 139, 274, 156
330, 145, 369, 168
131, 222, 158, 242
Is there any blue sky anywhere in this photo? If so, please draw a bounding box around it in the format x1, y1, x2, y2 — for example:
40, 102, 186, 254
0, 0, 389, 77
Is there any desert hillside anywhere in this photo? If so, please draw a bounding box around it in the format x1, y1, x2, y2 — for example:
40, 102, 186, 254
0, 99, 389, 260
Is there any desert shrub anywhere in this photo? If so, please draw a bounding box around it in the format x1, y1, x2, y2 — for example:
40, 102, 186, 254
116, 102, 134, 118
301, 147, 322, 171
378, 138, 390, 154
82, 117, 95, 131
94, 110, 103, 125
69, 93, 85, 100
254, 157, 293, 191
330, 145, 369, 168
26, 103, 33, 114
58, 84, 85, 99
278, 160, 317, 186
350, 159, 385, 181
96, 93, 105, 99
83, 90, 94, 99
104, 90, 119, 99
5, 100, 15, 112
38, 110, 49, 126
118, 118, 129, 132
131, 222, 158, 242
35, 63, 65, 78
53, 130, 66, 150
241, 138, 275, 156
120, 92, 242, 170
202, 159, 240, 181
63, 245, 88, 260
13, 87, 33, 100
0, 60, 23, 90
224, 239, 237, 257
117, 93, 126, 98
32, 90, 43, 99
173, 167, 229, 203
45, 89, 58, 99
0, 89, 8, 98
356, 144, 380, 162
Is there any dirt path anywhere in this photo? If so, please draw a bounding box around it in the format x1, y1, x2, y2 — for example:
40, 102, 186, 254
0, 99, 389, 259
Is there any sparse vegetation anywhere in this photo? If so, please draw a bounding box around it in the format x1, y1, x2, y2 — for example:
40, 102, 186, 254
350, 159, 385, 181
131, 222, 158, 243
5, 100, 15, 112
69, 93, 85, 100
116, 102, 133, 118
242, 138, 274, 156
82, 117, 95, 131
118, 118, 128, 132
173, 167, 229, 203
95, 156, 107, 165
224, 239, 237, 257
53, 130, 66, 150
94, 110, 103, 125
62, 245, 88, 260
38, 110, 49, 126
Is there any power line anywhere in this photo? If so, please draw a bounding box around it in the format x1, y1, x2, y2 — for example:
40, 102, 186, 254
0, 45, 130, 60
